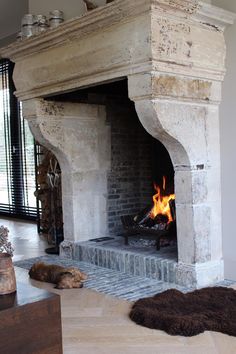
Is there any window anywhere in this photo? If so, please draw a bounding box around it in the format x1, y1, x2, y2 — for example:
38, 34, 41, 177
0, 59, 37, 219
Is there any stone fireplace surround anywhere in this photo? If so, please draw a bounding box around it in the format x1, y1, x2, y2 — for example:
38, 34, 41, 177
1, 0, 235, 287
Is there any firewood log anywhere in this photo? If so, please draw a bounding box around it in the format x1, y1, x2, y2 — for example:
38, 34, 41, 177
153, 214, 169, 225
133, 206, 152, 225
169, 199, 176, 221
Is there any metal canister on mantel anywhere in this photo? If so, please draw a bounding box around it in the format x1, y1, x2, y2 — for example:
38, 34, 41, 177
49, 10, 64, 29
35, 15, 49, 34
21, 14, 37, 38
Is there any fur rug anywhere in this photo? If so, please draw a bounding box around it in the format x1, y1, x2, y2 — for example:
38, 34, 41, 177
129, 287, 236, 337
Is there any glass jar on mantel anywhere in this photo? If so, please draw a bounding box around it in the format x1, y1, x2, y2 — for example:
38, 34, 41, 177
21, 14, 37, 38
35, 15, 49, 34
49, 10, 64, 29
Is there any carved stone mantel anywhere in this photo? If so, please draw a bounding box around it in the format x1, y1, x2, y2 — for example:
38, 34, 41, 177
1, 0, 235, 100
1, 0, 235, 287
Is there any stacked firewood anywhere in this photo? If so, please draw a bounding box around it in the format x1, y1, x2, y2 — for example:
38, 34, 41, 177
35, 147, 63, 239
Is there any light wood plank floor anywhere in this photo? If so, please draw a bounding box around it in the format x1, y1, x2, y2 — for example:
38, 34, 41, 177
2, 217, 236, 354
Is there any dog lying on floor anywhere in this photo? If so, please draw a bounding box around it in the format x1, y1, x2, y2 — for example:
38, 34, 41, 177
29, 262, 88, 289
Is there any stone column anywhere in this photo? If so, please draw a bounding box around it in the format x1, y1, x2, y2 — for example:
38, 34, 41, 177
23, 99, 111, 245
128, 73, 224, 287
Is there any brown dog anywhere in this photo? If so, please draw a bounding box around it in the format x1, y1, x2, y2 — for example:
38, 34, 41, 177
29, 262, 87, 289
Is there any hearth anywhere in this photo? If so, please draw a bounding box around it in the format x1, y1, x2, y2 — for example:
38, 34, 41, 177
1, 0, 235, 287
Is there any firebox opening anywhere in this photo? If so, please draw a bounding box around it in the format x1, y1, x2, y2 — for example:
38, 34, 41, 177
107, 101, 176, 250
47, 79, 176, 249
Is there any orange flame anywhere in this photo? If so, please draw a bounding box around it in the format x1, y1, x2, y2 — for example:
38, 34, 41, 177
150, 176, 175, 223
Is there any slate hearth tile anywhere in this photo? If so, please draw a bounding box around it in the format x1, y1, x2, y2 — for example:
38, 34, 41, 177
155, 259, 162, 280
167, 260, 174, 283
74, 245, 81, 261
85, 246, 90, 261
139, 256, 145, 277
120, 253, 125, 273
98, 249, 103, 267
129, 254, 135, 275
94, 248, 99, 265
108, 250, 113, 269
101, 249, 107, 268
115, 253, 121, 272
150, 258, 157, 279
110, 250, 116, 270
162, 260, 168, 282
134, 255, 140, 276
94, 248, 98, 265
89, 247, 96, 264
124, 253, 130, 274
134, 255, 145, 277
145, 257, 151, 278
106, 249, 111, 269
79, 245, 85, 261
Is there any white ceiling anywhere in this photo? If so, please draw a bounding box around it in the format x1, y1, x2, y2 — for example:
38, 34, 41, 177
0, 0, 28, 39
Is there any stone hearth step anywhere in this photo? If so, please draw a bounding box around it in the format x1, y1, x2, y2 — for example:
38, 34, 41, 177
74, 237, 178, 284
14, 255, 192, 301
15, 255, 234, 302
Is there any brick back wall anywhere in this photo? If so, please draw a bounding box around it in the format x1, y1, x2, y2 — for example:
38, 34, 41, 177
107, 99, 153, 235
138, 123, 154, 209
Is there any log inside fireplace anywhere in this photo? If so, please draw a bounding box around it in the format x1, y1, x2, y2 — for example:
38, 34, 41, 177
121, 201, 177, 250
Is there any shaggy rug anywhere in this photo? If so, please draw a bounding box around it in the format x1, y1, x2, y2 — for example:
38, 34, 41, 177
129, 286, 236, 337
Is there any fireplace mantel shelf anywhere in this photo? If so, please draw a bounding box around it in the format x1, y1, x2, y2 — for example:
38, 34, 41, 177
1, 1, 235, 60
1, 1, 235, 57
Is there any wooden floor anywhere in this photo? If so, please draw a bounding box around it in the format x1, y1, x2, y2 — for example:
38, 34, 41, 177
1, 217, 48, 262
2, 217, 236, 354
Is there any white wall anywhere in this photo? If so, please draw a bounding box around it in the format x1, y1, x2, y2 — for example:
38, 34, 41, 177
0, 0, 28, 46
212, 0, 236, 280
29, 0, 106, 21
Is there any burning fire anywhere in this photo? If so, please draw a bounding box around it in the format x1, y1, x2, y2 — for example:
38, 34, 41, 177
150, 176, 175, 223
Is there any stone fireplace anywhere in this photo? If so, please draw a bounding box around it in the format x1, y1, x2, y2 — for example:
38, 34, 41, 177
1, 0, 235, 287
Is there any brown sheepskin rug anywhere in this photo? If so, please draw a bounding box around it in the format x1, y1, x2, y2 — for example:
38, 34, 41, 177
129, 287, 236, 337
